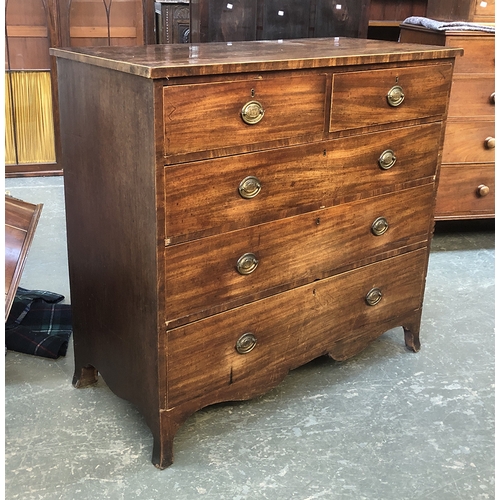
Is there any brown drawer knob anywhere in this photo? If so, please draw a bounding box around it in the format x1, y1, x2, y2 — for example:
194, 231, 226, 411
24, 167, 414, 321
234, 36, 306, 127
236, 333, 257, 354
371, 217, 389, 236
241, 100, 265, 125
378, 149, 397, 170
236, 253, 259, 275
239, 176, 262, 199
477, 184, 490, 197
387, 85, 405, 107
484, 137, 495, 149
365, 287, 383, 306
490, 92, 495, 105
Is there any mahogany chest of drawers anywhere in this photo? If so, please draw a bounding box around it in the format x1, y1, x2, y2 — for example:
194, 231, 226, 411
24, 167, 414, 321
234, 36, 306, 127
400, 25, 495, 220
51, 39, 460, 468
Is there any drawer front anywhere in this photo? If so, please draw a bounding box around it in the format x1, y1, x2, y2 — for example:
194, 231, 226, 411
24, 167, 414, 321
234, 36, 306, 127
166, 248, 428, 409
165, 184, 434, 324
163, 74, 327, 156
448, 76, 495, 118
448, 35, 495, 75
165, 122, 442, 244
329, 63, 453, 132
435, 164, 495, 218
442, 121, 495, 163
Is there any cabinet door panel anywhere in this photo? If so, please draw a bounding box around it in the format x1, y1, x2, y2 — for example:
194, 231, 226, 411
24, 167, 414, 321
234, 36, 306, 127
315, 0, 369, 38
260, 0, 311, 40
208, 0, 258, 42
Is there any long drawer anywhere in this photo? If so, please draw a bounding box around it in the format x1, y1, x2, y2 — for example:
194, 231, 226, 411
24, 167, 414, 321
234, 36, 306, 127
435, 164, 495, 218
165, 248, 428, 410
448, 76, 495, 118
165, 122, 442, 244
164, 184, 434, 325
442, 121, 495, 163
163, 74, 327, 156
329, 63, 453, 132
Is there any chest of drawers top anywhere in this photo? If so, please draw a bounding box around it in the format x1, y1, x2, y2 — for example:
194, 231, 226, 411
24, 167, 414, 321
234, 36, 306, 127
52, 37, 460, 78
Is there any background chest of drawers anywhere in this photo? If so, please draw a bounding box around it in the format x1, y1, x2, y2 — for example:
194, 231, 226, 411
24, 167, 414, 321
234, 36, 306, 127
400, 23, 495, 220
52, 39, 459, 468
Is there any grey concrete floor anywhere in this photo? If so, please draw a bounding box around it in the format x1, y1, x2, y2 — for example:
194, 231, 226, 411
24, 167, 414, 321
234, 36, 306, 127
4, 176, 495, 500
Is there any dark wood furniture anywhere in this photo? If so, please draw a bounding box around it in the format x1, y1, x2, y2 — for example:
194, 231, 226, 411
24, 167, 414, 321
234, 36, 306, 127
426, 0, 495, 22
155, 1, 190, 44
52, 38, 460, 468
400, 25, 495, 219
190, 0, 371, 42
367, 0, 427, 41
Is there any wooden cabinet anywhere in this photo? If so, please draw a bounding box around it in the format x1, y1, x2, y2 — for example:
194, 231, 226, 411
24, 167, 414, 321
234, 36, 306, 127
400, 26, 495, 219
190, 0, 371, 42
52, 38, 460, 468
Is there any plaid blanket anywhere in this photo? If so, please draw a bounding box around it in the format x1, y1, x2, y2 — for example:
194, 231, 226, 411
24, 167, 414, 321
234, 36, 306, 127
5, 288, 72, 359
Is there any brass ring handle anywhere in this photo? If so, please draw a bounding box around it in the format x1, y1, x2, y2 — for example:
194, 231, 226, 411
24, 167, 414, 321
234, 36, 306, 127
241, 100, 265, 125
239, 176, 262, 199
365, 287, 383, 306
387, 85, 405, 107
477, 184, 490, 197
236, 332, 257, 354
378, 149, 397, 170
490, 92, 495, 105
371, 217, 389, 236
236, 253, 259, 275
484, 137, 495, 149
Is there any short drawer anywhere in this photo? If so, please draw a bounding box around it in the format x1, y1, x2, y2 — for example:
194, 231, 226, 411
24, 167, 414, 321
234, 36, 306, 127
164, 184, 434, 325
435, 164, 495, 218
442, 121, 495, 163
448, 35, 495, 75
329, 63, 453, 132
448, 76, 495, 118
163, 74, 326, 157
165, 248, 428, 409
165, 122, 442, 244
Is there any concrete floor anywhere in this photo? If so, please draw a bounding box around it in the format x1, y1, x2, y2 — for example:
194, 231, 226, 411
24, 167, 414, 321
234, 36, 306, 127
4, 176, 495, 500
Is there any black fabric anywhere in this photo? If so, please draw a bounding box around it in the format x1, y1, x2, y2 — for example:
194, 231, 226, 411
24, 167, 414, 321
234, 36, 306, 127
5, 288, 72, 359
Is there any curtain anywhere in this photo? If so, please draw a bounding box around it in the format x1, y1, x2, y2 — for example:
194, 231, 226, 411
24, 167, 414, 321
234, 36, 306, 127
5, 71, 56, 164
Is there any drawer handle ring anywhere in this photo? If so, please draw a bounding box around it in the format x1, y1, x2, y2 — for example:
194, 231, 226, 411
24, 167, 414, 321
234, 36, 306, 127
236, 332, 257, 354
387, 85, 405, 107
241, 100, 265, 125
237, 253, 259, 275
477, 184, 490, 197
239, 176, 262, 199
378, 149, 397, 170
371, 217, 389, 236
365, 287, 383, 306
